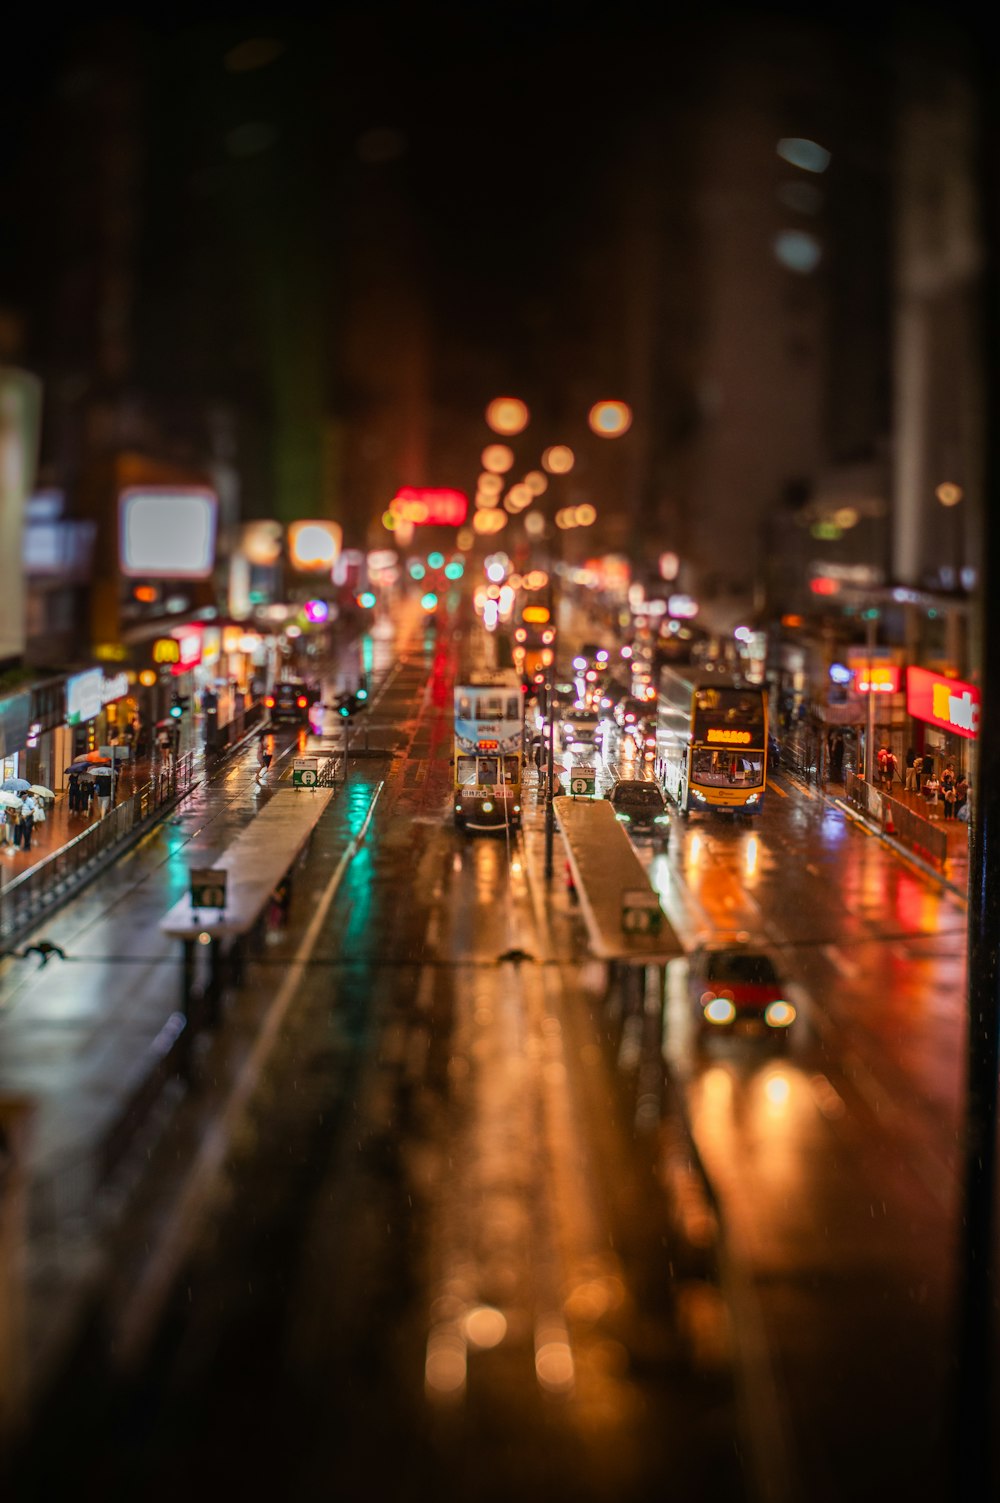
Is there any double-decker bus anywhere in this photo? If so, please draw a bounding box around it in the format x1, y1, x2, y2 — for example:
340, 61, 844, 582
656, 666, 768, 816
453, 667, 524, 832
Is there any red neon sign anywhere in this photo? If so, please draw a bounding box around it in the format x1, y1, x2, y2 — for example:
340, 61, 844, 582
389, 487, 469, 527
906, 666, 980, 739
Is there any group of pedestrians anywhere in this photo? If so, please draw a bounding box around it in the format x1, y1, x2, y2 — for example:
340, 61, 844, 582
900, 747, 968, 820
1, 791, 44, 853
67, 770, 101, 817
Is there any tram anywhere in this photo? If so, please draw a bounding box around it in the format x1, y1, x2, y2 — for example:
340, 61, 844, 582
453, 667, 524, 832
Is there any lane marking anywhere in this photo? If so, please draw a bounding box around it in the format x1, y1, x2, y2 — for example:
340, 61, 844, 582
823, 944, 860, 980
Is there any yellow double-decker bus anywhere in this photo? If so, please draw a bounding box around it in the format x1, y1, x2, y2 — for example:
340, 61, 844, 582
655, 667, 768, 817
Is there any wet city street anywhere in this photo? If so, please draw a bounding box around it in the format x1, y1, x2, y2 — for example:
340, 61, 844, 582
2, 609, 982, 1503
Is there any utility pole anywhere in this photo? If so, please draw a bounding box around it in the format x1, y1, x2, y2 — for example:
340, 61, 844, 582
863, 607, 879, 782
544, 673, 556, 879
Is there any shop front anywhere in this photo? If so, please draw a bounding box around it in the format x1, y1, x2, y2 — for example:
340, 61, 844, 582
905, 666, 979, 783
63, 667, 137, 790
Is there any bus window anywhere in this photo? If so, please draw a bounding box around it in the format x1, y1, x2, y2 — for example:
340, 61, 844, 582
478, 756, 500, 784
502, 755, 520, 784
457, 756, 478, 786
478, 694, 504, 719
456, 693, 474, 720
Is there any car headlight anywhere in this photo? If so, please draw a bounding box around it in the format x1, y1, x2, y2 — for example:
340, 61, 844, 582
654, 814, 670, 824
765, 1000, 796, 1028
615, 812, 631, 822
703, 996, 736, 1025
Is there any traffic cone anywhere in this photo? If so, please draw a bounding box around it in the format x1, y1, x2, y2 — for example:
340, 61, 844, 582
883, 798, 895, 836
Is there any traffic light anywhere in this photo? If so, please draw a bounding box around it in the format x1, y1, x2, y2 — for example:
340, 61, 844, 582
336, 689, 369, 718
169, 692, 188, 720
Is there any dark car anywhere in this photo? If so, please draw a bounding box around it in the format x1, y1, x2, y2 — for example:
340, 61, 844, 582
265, 680, 313, 725
607, 778, 670, 837
687, 943, 796, 1040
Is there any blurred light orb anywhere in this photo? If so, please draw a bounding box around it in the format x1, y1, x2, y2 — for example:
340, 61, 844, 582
486, 398, 529, 436
476, 490, 501, 510
774, 230, 822, 273
523, 470, 548, 495
575, 503, 597, 526
139, 669, 157, 687
243, 519, 283, 565
427, 551, 445, 568
936, 482, 963, 507
478, 471, 504, 494
382, 509, 397, 530
833, 507, 859, 529
464, 1306, 507, 1350
486, 562, 506, 583
456, 527, 474, 550
482, 445, 515, 474
506, 483, 533, 511
420, 592, 438, 611
524, 512, 545, 537
542, 445, 574, 474
776, 137, 831, 173
659, 550, 679, 580
473, 509, 507, 535
588, 401, 632, 438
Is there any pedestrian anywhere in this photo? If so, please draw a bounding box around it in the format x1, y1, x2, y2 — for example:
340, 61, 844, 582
68, 771, 79, 813
955, 775, 969, 820
256, 731, 273, 786
885, 748, 898, 787
911, 754, 923, 794
876, 744, 889, 787
831, 732, 844, 781
923, 771, 941, 817
941, 763, 957, 820
19, 793, 37, 851
904, 746, 917, 792
97, 780, 111, 818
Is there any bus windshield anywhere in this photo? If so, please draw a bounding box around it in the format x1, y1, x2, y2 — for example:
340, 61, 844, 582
692, 748, 765, 788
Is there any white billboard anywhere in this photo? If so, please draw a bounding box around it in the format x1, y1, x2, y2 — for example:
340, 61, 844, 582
119, 486, 218, 578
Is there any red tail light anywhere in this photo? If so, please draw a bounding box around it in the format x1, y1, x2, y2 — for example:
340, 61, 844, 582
265, 695, 275, 707
297, 696, 308, 707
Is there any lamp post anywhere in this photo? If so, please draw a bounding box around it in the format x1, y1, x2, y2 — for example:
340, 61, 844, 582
862, 608, 879, 783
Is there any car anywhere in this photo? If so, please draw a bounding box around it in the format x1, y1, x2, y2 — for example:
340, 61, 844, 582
559, 711, 602, 751
606, 778, 670, 837
686, 943, 796, 1040
265, 679, 313, 725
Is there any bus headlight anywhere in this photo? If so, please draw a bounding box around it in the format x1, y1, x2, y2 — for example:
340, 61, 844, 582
765, 1000, 796, 1028
615, 812, 631, 823
693, 790, 707, 802
744, 793, 760, 805
455, 805, 462, 813
513, 805, 521, 813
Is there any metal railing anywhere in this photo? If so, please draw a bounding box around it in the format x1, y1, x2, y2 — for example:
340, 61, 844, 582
844, 771, 948, 867
0, 751, 196, 944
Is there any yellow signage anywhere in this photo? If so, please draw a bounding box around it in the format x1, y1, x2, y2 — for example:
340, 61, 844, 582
706, 728, 752, 745
153, 638, 180, 664
522, 605, 550, 624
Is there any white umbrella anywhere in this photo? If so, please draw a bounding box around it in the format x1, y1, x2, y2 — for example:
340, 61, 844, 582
0, 791, 24, 809
29, 784, 55, 799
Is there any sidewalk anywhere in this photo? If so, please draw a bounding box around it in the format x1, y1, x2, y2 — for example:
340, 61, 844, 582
823, 772, 970, 897
1, 752, 164, 881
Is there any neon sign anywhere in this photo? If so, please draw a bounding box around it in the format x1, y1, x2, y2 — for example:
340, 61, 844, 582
706, 729, 752, 745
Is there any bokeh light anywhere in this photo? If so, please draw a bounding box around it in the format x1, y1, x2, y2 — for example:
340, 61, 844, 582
542, 445, 574, 474
486, 397, 529, 435
588, 400, 632, 437
523, 470, 548, 495
482, 444, 515, 473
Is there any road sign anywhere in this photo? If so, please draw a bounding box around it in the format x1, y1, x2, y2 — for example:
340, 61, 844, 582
621, 888, 662, 934
569, 765, 596, 797
293, 757, 319, 788
190, 868, 227, 910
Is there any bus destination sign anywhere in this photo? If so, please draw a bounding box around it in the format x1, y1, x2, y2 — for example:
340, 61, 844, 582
706, 728, 752, 745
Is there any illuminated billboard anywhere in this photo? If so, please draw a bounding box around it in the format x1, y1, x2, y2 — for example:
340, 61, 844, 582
906, 666, 980, 739
389, 487, 469, 527
119, 487, 218, 578
288, 520, 342, 572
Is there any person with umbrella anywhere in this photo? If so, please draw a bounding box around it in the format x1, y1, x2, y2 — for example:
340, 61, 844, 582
19, 790, 38, 851
0, 790, 22, 849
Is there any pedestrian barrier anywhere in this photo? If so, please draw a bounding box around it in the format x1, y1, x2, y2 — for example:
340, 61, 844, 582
844, 772, 948, 868
0, 753, 197, 946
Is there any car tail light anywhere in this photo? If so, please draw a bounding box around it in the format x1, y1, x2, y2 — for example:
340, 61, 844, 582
297, 696, 308, 708
265, 695, 275, 707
